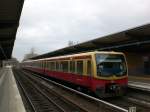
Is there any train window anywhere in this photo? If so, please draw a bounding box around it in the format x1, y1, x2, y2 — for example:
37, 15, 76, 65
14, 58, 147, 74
45, 61, 47, 69
44, 61, 45, 68
35, 62, 37, 67
45, 61, 47, 68
60, 62, 62, 71
37, 62, 39, 67
51, 62, 56, 71
41, 62, 43, 68
39, 62, 40, 67
68, 61, 70, 72
62, 61, 68, 72
40, 62, 42, 68
47, 61, 49, 69
40, 61, 42, 68
70, 61, 75, 73
48, 61, 53, 70
38, 61, 40, 68
56, 61, 59, 71
87, 60, 92, 76
54, 62, 56, 70
42, 61, 44, 68
47, 61, 50, 70
76, 60, 83, 75
43, 61, 45, 68
39, 62, 41, 68
46, 61, 48, 69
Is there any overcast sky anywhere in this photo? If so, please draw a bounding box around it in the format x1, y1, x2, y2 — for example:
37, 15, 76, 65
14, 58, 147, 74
13, 0, 150, 61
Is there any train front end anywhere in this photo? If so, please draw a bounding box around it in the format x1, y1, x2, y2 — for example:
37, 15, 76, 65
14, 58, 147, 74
92, 52, 128, 98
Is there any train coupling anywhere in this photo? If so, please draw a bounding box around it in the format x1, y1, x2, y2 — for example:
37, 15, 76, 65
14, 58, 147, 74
105, 83, 121, 93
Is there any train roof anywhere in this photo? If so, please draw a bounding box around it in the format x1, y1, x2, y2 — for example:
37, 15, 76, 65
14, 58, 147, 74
23, 51, 124, 62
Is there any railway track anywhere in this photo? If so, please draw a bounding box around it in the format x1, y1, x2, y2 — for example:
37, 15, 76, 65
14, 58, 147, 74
105, 95, 150, 112
25, 70, 150, 112
105, 83, 150, 112
14, 69, 67, 112
14, 68, 128, 112
13, 69, 94, 112
128, 81, 150, 92
14, 68, 150, 112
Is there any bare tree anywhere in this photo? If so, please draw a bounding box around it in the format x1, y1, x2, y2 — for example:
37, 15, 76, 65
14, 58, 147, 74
68, 41, 74, 46
23, 47, 38, 61
68, 41, 79, 46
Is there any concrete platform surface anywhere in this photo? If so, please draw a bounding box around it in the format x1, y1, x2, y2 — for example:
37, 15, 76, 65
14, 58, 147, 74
0, 66, 26, 112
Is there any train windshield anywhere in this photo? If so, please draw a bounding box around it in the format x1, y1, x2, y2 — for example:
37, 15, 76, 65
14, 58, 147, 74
96, 54, 127, 77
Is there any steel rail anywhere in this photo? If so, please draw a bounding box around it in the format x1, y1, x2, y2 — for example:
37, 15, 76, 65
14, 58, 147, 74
22, 70, 91, 112
13, 70, 37, 112
128, 81, 150, 92
14, 69, 66, 112
23, 69, 128, 112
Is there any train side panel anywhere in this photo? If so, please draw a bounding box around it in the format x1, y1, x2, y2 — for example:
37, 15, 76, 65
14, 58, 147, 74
24, 66, 127, 97
25, 67, 92, 88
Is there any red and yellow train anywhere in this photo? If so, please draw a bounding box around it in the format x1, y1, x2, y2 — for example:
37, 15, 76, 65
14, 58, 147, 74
22, 51, 128, 97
